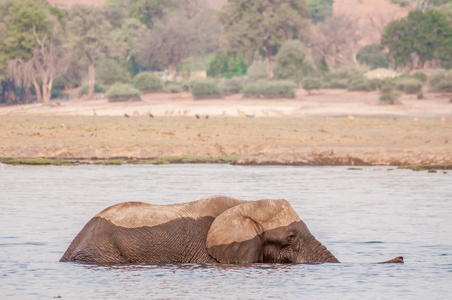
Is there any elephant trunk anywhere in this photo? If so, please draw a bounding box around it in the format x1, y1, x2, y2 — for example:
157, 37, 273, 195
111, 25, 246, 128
298, 237, 339, 264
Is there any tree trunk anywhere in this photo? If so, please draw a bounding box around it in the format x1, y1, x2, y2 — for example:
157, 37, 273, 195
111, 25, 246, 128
168, 64, 177, 82
88, 61, 95, 100
4, 80, 17, 105
32, 79, 43, 103
41, 70, 51, 103
265, 46, 274, 79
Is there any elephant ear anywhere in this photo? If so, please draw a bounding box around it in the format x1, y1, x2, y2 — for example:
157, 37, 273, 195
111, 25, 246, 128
206, 199, 299, 263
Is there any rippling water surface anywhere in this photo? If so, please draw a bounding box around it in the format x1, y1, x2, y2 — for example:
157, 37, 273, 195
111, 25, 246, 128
1, 164, 451, 299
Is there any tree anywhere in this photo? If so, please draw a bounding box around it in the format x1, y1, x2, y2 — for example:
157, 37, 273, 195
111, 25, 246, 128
310, 15, 363, 70
305, 0, 333, 23
356, 44, 389, 69
136, 11, 195, 81
207, 53, 247, 78
381, 9, 452, 69
136, 8, 219, 81
391, 0, 452, 11
128, 0, 176, 28
9, 30, 68, 103
218, 0, 310, 79
109, 18, 147, 63
274, 40, 315, 84
0, 0, 66, 104
65, 5, 112, 99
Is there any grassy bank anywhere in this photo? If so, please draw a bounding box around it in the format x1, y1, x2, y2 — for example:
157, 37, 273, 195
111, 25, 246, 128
0, 115, 451, 167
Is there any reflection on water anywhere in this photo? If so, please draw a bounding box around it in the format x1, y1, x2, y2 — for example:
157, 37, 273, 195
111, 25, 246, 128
0, 164, 451, 299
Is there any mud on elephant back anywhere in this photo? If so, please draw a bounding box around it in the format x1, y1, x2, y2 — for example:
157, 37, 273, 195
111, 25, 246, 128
60, 195, 403, 265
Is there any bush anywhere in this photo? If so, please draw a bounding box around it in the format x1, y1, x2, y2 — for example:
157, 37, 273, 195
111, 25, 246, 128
221, 77, 244, 95
380, 91, 400, 104
322, 66, 368, 89
163, 82, 183, 93
323, 79, 348, 89
395, 77, 423, 94
412, 72, 428, 83
302, 78, 322, 92
274, 39, 316, 84
379, 80, 399, 104
432, 80, 452, 93
78, 84, 106, 97
247, 61, 267, 81
379, 91, 400, 104
133, 72, 163, 93
429, 70, 452, 92
379, 81, 396, 94
207, 53, 247, 78
191, 81, 222, 100
347, 78, 377, 91
96, 58, 132, 85
356, 43, 389, 69
242, 80, 296, 99
106, 84, 141, 102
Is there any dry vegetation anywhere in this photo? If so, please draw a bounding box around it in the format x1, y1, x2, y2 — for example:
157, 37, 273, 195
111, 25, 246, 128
1, 114, 451, 168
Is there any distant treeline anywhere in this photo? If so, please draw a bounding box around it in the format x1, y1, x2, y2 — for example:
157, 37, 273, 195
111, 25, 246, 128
1, 0, 452, 105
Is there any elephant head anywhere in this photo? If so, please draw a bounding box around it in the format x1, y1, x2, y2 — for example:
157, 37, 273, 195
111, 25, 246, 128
206, 199, 339, 264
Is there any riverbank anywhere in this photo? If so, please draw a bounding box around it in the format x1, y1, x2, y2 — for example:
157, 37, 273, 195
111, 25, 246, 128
1, 114, 451, 168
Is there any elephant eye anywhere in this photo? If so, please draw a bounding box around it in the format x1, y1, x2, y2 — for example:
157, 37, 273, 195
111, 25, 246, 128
287, 235, 296, 243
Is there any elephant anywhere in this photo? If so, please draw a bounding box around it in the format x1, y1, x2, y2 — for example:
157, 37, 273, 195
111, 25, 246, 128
60, 195, 403, 265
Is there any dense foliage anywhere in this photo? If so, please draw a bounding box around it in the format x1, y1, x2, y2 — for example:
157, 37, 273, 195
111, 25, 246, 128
274, 40, 316, 84
218, 0, 310, 78
356, 44, 389, 70
105, 83, 141, 102
207, 54, 247, 78
381, 9, 452, 68
133, 72, 162, 92
2, 0, 452, 105
242, 80, 296, 99
191, 80, 222, 100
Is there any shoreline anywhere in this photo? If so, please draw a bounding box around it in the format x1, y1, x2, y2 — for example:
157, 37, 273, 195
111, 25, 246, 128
1, 157, 450, 172
1, 89, 451, 168
1, 115, 451, 169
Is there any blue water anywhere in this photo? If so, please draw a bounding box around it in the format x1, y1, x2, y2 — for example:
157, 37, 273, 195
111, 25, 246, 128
1, 164, 451, 299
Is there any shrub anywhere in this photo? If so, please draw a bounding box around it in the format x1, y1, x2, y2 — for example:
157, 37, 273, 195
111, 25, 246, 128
106, 84, 141, 102
347, 78, 377, 91
356, 43, 389, 69
133, 72, 163, 93
163, 82, 183, 93
379, 81, 396, 94
379, 80, 400, 104
221, 77, 244, 95
323, 79, 348, 89
191, 81, 222, 100
96, 58, 132, 85
432, 80, 452, 93
412, 72, 428, 83
207, 53, 247, 78
302, 78, 322, 93
322, 66, 368, 89
242, 80, 296, 99
247, 61, 267, 81
274, 40, 316, 84
379, 91, 400, 104
79, 84, 106, 97
395, 77, 423, 94
429, 70, 452, 92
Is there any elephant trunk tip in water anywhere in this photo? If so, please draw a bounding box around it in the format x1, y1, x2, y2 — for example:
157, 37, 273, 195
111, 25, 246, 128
60, 195, 404, 265
379, 256, 404, 264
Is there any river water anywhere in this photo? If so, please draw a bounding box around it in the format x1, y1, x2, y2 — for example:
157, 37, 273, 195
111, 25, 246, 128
0, 164, 451, 299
